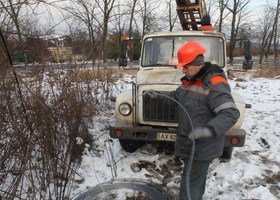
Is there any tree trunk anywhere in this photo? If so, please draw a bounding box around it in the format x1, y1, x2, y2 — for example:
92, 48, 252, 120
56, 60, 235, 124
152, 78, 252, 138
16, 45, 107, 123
273, 0, 280, 66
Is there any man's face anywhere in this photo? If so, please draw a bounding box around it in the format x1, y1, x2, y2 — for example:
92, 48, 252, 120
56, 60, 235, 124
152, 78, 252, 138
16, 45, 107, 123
182, 64, 204, 78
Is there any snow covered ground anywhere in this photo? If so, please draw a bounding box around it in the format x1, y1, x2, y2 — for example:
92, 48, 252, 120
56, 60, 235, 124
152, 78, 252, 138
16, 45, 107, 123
71, 69, 280, 200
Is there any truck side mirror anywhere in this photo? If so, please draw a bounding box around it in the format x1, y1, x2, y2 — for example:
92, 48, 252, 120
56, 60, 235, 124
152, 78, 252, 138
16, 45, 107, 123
244, 40, 252, 60
119, 40, 128, 67
242, 40, 253, 70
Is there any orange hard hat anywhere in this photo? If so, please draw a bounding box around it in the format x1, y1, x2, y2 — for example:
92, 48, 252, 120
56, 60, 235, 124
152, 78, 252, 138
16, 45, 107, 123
177, 41, 206, 68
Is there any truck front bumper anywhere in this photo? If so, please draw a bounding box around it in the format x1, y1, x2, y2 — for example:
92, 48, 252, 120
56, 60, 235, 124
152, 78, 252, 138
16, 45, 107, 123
110, 121, 177, 142
109, 121, 246, 147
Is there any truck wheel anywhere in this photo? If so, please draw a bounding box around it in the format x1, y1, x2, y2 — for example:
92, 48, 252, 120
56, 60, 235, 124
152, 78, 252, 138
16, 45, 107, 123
220, 147, 234, 159
119, 139, 145, 153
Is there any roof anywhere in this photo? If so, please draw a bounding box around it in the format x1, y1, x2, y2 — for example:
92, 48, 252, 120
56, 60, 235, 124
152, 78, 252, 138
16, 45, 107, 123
143, 30, 225, 39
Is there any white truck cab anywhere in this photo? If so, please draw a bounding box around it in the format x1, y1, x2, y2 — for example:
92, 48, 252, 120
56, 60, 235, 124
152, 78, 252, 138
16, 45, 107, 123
110, 31, 249, 157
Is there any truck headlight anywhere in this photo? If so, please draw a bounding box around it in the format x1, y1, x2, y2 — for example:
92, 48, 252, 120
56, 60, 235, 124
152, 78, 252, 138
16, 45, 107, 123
119, 103, 132, 116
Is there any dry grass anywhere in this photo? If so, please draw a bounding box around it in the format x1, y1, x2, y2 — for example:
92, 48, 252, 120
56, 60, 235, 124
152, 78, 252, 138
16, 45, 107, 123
0, 64, 123, 199
75, 67, 137, 81
253, 66, 280, 78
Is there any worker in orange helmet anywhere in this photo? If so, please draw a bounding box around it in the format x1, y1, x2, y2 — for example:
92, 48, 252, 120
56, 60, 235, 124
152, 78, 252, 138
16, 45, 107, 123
147, 41, 239, 200
200, 14, 215, 31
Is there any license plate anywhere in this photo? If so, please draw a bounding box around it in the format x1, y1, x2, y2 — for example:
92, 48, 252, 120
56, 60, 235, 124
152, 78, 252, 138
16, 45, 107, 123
156, 132, 176, 141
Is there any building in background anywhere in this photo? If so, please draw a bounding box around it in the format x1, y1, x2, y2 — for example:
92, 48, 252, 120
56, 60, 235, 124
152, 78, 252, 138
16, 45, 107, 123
45, 36, 73, 63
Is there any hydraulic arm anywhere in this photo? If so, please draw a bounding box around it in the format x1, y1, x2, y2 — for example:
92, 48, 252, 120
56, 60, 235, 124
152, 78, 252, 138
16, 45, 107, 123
176, 0, 207, 30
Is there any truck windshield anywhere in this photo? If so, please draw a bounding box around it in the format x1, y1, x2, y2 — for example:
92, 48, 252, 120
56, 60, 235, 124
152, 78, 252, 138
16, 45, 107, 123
142, 36, 224, 67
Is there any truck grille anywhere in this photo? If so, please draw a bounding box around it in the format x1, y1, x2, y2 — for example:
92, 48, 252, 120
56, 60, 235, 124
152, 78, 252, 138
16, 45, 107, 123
143, 93, 178, 123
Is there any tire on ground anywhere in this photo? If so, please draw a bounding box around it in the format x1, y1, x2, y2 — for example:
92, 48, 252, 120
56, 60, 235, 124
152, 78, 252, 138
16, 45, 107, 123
119, 139, 145, 153
220, 146, 234, 159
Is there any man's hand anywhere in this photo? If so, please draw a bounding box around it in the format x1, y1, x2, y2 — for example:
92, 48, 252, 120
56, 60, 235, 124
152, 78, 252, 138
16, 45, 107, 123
188, 127, 213, 141
143, 90, 158, 99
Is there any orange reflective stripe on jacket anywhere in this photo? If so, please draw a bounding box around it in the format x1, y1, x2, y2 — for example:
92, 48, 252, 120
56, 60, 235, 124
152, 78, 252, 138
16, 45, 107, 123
200, 25, 215, 31
181, 79, 207, 95
182, 79, 203, 86
181, 76, 228, 94
209, 76, 228, 88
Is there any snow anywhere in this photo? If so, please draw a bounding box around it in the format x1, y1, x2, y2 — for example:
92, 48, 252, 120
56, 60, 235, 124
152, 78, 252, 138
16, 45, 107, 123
71, 70, 280, 200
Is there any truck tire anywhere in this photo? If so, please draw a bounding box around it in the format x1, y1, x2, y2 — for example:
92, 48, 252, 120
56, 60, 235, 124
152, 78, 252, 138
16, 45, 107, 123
220, 147, 234, 159
119, 139, 145, 153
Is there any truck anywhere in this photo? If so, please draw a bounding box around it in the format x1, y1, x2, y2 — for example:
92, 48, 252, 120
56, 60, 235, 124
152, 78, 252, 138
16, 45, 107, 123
109, 0, 250, 158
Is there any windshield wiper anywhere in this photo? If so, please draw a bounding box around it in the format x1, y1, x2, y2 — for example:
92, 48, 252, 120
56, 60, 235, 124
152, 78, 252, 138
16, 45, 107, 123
144, 63, 175, 67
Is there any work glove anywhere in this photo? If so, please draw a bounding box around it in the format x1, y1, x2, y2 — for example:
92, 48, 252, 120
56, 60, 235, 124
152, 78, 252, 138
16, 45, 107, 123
188, 127, 213, 141
144, 90, 158, 99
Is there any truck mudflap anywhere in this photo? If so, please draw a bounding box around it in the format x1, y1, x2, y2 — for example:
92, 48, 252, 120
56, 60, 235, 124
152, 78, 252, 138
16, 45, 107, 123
110, 121, 246, 147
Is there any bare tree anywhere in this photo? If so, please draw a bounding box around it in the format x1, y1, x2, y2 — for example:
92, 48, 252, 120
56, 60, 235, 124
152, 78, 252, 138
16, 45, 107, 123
138, 0, 161, 36
1, 0, 73, 66
126, 0, 137, 39
63, 0, 117, 65
255, 6, 274, 64
254, 0, 279, 66
109, 3, 129, 64
127, 0, 138, 64
63, 0, 101, 67
0, 0, 27, 42
95, 0, 117, 64
0, 0, 30, 65
272, 0, 280, 66
225, 0, 250, 64
216, 0, 230, 32
166, 0, 178, 31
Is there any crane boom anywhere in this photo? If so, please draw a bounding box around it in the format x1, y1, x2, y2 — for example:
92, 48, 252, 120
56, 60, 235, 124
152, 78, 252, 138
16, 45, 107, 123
176, 0, 207, 30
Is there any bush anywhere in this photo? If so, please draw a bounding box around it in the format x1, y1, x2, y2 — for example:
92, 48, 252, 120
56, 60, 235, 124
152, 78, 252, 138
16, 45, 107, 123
0, 65, 116, 199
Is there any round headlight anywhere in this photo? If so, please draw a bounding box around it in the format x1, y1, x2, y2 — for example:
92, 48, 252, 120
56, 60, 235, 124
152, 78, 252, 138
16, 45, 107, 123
119, 103, 132, 116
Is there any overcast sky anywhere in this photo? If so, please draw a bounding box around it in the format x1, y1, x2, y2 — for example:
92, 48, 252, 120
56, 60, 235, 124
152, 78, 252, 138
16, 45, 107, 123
34, 0, 277, 35
248, 0, 276, 9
